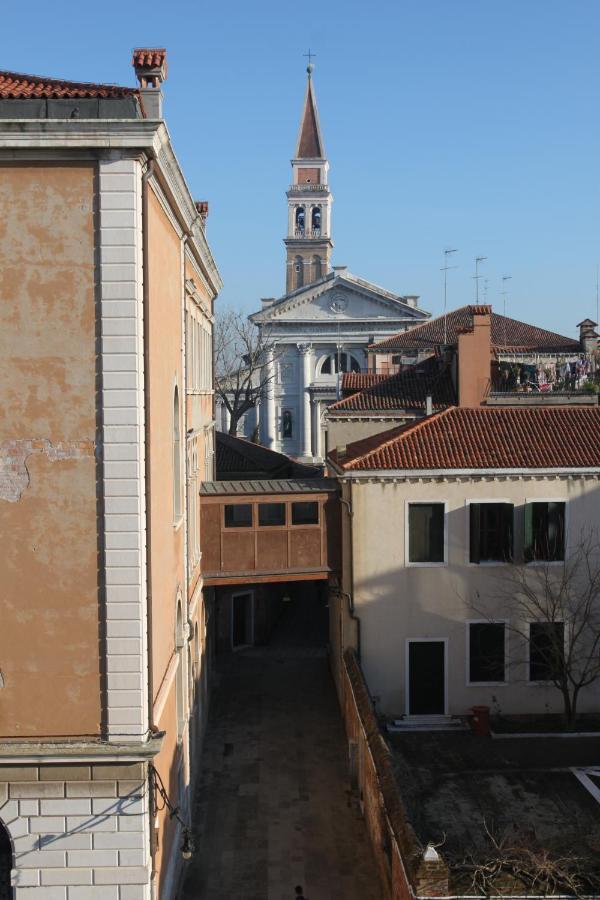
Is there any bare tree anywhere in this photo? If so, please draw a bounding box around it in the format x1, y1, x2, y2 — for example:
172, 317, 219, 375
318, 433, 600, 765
475, 531, 600, 730
214, 310, 280, 437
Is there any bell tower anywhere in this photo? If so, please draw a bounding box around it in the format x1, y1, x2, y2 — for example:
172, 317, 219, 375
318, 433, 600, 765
284, 62, 333, 293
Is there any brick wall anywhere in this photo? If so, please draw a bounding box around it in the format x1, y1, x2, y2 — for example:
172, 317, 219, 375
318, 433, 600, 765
341, 649, 449, 900
0, 762, 150, 899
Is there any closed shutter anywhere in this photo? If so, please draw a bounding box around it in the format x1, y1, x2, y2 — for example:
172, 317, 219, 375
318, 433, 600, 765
469, 504, 481, 564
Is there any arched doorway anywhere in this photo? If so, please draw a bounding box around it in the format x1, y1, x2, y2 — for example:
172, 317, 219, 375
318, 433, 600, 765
0, 820, 13, 900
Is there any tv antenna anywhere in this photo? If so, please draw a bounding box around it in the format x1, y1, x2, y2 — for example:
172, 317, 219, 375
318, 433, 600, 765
473, 256, 487, 304
441, 248, 458, 344
501, 275, 512, 349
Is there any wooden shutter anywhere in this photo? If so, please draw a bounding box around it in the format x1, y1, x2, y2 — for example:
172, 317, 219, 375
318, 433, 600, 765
524, 502, 533, 562
469, 504, 481, 564
502, 503, 514, 561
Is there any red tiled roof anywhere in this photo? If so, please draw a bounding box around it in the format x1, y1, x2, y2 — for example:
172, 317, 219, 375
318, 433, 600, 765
341, 373, 388, 393
132, 49, 167, 69
369, 306, 579, 354
329, 365, 455, 414
332, 406, 600, 471
0, 71, 137, 99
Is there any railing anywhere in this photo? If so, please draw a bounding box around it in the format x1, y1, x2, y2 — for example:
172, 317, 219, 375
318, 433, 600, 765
294, 228, 322, 239
288, 183, 328, 192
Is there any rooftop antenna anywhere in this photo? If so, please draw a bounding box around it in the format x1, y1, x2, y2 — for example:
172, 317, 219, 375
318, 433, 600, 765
501, 275, 512, 349
441, 248, 458, 344
473, 256, 487, 304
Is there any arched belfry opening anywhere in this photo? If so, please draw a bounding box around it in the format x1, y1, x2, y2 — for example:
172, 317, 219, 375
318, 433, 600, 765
0, 820, 13, 900
295, 207, 305, 236
311, 207, 321, 235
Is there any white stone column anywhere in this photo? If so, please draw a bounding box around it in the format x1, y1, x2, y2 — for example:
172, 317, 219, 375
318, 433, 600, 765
298, 343, 313, 459
265, 347, 277, 450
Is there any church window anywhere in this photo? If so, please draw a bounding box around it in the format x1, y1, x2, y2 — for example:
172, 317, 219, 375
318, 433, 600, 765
0, 820, 12, 900
295, 207, 305, 235
294, 256, 304, 288
319, 352, 361, 375
311, 207, 321, 235
313, 255, 322, 279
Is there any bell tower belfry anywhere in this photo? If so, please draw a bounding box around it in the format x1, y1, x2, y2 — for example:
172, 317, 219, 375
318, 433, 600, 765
284, 62, 333, 293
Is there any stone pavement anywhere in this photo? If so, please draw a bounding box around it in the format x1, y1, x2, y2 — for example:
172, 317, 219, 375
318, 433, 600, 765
180, 599, 382, 900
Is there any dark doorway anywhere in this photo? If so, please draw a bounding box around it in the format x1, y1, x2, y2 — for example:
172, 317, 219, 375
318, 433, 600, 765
0, 820, 12, 900
408, 641, 446, 715
232, 592, 253, 649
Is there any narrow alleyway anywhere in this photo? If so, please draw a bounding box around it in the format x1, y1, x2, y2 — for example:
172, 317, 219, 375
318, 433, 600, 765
180, 588, 382, 900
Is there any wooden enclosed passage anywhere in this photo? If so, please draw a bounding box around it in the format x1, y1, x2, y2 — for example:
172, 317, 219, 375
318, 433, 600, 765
200, 478, 340, 585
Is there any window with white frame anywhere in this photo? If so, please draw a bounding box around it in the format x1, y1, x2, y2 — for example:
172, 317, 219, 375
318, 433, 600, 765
524, 502, 565, 562
407, 503, 445, 564
529, 622, 564, 682
469, 502, 513, 563
468, 622, 506, 683
173, 385, 182, 521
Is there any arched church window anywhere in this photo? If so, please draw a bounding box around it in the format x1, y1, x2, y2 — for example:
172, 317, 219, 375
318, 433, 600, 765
295, 207, 305, 235
311, 207, 321, 235
313, 255, 322, 279
0, 819, 13, 900
282, 410, 293, 438
319, 352, 361, 376
294, 256, 304, 288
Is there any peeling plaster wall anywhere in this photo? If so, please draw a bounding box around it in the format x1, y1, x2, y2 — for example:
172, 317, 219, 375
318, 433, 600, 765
0, 163, 101, 737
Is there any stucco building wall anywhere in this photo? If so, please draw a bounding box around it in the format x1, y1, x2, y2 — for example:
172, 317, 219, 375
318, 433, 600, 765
347, 475, 600, 717
0, 163, 101, 738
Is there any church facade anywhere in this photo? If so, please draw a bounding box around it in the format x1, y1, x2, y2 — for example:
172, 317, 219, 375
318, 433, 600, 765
218, 65, 429, 461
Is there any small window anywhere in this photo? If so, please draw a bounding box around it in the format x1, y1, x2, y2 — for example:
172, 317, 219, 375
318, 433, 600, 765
259, 503, 286, 527
525, 502, 565, 562
224, 504, 252, 528
408, 503, 445, 563
282, 409, 293, 438
469, 503, 513, 563
529, 622, 564, 681
469, 623, 506, 683
291, 501, 319, 525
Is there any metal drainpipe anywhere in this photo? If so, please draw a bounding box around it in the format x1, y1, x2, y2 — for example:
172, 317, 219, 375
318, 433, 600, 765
141, 157, 158, 883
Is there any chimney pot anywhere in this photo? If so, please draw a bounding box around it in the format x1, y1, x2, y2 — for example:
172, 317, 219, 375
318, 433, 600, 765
132, 48, 167, 119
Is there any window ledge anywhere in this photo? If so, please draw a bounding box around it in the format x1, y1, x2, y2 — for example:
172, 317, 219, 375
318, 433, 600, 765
406, 561, 448, 568
467, 681, 508, 688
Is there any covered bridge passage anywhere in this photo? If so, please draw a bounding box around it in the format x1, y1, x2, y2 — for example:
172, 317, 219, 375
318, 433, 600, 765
200, 478, 340, 586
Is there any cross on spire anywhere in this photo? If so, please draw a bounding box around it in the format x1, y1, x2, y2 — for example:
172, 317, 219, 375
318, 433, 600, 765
303, 48, 316, 76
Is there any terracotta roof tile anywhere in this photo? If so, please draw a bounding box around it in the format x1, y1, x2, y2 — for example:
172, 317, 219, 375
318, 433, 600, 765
369, 306, 579, 354
329, 365, 455, 414
341, 373, 388, 393
0, 70, 138, 100
132, 49, 167, 69
216, 432, 318, 478
333, 406, 600, 471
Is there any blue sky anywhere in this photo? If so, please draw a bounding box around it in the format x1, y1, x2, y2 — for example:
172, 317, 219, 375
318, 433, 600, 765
4, 0, 600, 337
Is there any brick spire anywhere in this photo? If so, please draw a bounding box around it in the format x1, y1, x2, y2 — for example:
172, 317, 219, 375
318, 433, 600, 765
295, 69, 325, 159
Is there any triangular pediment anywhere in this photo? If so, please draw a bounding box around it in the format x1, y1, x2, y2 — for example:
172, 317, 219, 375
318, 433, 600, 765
250, 272, 429, 325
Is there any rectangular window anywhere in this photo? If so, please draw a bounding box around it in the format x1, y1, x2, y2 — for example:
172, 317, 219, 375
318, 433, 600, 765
224, 504, 253, 528
258, 502, 286, 527
291, 501, 319, 525
469, 623, 506, 683
529, 622, 564, 681
524, 502, 565, 562
469, 503, 513, 563
408, 503, 445, 563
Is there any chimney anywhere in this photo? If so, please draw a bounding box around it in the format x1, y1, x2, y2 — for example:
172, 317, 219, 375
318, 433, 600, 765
404, 295, 420, 309
195, 201, 209, 227
457, 305, 492, 408
132, 48, 167, 119
425, 394, 433, 416
577, 318, 599, 355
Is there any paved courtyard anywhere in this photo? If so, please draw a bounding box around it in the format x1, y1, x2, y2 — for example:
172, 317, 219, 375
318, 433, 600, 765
180, 594, 381, 900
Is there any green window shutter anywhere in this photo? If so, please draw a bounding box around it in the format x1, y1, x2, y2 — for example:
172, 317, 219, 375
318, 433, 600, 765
469, 504, 481, 564
502, 503, 514, 561
524, 502, 533, 562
